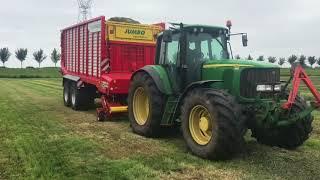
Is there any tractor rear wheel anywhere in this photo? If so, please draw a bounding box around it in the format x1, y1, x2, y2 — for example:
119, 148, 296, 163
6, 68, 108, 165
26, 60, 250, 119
128, 72, 165, 137
181, 89, 245, 160
63, 80, 71, 107
251, 95, 313, 149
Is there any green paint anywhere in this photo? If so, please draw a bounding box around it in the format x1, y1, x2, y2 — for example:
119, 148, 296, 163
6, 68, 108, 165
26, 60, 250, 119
145, 65, 173, 95
142, 24, 313, 129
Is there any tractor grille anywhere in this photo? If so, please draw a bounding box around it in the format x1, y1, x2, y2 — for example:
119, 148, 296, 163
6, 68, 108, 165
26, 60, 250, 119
240, 68, 280, 98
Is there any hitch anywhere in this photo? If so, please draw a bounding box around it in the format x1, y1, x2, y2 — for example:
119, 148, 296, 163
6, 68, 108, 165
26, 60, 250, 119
96, 95, 128, 121
282, 65, 320, 109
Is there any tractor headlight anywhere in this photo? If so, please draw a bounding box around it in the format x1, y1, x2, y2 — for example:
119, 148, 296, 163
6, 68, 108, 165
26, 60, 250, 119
256, 84, 281, 92
274, 84, 281, 91
256, 85, 273, 92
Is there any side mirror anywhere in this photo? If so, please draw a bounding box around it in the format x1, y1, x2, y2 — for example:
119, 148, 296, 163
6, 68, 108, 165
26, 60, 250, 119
242, 34, 248, 47
163, 30, 172, 43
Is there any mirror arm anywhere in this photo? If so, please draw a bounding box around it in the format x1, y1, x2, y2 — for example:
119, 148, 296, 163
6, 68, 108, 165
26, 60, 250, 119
230, 32, 247, 36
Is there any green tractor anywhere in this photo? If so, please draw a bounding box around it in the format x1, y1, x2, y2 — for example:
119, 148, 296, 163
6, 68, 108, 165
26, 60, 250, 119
128, 22, 314, 160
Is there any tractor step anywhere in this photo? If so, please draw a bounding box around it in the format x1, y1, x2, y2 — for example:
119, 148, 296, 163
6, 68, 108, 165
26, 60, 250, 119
161, 97, 179, 125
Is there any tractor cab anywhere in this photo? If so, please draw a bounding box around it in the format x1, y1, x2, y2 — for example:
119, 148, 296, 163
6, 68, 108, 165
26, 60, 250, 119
154, 23, 281, 98
155, 24, 232, 91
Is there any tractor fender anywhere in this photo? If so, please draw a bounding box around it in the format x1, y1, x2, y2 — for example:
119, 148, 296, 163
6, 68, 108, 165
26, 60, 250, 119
180, 80, 224, 100
131, 65, 173, 95
172, 80, 224, 120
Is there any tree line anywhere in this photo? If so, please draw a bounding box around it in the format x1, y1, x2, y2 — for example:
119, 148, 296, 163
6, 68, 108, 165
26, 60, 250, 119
1, 47, 320, 69
235, 54, 320, 68
0, 48, 61, 68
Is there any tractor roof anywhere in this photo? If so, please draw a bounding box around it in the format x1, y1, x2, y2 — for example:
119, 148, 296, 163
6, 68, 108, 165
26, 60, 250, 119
182, 24, 227, 31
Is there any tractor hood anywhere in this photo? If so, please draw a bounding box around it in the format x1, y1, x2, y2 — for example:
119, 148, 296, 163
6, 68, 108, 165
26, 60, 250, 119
201, 59, 280, 97
202, 59, 279, 69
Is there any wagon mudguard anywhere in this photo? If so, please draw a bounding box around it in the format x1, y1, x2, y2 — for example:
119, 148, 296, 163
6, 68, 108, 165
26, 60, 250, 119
63, 75, 80, 82
131, 65, 173, 95
63, 75, 81, 87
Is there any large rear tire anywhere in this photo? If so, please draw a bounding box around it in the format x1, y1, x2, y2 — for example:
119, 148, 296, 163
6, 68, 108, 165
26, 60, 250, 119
69, 82, 96, 111
181, 89, 245, 160
128, 72, 165, 137
70, 82, 82, 110
251, 95, 313, 149
63, 80, 71, 107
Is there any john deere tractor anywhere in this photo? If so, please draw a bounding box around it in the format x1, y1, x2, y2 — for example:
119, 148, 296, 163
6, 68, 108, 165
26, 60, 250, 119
128, 23, 315, 160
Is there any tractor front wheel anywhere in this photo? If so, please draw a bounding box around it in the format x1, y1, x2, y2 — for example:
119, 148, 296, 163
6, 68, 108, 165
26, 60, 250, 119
128, 72, 165, 137
251, 95, 313, 149
181, 89, 245, 160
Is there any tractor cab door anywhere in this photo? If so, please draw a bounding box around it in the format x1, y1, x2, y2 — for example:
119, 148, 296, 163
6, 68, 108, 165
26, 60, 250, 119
158, 33, 183, 93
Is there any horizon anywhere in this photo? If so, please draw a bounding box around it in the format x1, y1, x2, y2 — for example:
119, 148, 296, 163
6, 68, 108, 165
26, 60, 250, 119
1, 0, 320, 68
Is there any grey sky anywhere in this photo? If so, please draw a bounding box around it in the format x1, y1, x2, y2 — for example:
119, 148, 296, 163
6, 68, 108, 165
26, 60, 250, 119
1, 0, 320, 68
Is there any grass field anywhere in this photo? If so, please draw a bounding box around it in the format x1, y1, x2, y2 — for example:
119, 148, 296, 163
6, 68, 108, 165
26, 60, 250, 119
280, 68, 320, 76
0, 67, 319, 79
0, 78, 319, 179
0, 67, 61, 78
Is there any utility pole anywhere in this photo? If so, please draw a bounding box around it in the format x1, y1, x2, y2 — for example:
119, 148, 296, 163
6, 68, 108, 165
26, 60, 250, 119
78, 0, 93, 22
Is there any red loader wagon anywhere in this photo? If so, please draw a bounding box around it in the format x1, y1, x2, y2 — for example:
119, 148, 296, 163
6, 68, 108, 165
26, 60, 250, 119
60, 16, 164, 120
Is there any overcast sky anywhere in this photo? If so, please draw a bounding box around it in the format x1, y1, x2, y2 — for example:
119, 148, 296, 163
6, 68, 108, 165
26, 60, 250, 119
1, 0, 320, 68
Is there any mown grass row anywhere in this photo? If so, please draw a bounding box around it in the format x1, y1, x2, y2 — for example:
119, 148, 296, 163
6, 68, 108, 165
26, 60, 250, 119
0, 67, 319, 79
0, 67, 61, 78
0, 79, 320, 179
281, 68, 320, 76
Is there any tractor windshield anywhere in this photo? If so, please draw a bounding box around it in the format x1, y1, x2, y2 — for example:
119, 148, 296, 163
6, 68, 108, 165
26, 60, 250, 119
186, 30, 229, 63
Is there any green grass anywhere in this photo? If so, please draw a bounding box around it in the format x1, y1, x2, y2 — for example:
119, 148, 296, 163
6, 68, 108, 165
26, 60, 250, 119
0, 79, 320, 179
0, 67, 61, 78
281, 68, 320, 76
0, 67, 319, 79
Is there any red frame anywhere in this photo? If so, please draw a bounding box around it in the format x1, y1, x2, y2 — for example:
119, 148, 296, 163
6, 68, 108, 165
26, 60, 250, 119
282, 65, 320, 109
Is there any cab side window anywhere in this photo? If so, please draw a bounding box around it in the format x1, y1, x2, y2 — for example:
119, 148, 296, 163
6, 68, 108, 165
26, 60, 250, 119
165, 34, 180, 65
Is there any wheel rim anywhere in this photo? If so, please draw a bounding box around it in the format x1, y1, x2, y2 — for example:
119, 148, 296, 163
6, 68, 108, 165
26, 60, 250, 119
71, 88, 76, 106
64, 88, 69, 103
133, 87, 150, 125
189, 105, 214, 145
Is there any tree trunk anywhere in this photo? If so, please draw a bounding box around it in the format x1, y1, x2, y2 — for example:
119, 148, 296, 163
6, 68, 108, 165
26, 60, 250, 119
39, 62, 41, 68
21, 61, 22, 69
55, 63, 57, 67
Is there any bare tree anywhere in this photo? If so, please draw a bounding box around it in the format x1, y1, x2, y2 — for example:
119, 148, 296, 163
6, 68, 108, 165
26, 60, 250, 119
0, 48, 11, 67
267, 56, 277, 63
308, 56, 316, 68
247, 54, 253, 60
15, 48, 28, 68
278, 58, 286, 66
33, 49, 47, 68
51, 48, 61, 67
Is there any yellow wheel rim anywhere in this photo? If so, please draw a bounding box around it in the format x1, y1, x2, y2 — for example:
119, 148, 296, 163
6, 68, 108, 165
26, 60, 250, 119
189, 105, 214, 145
133, 87, 150, 125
